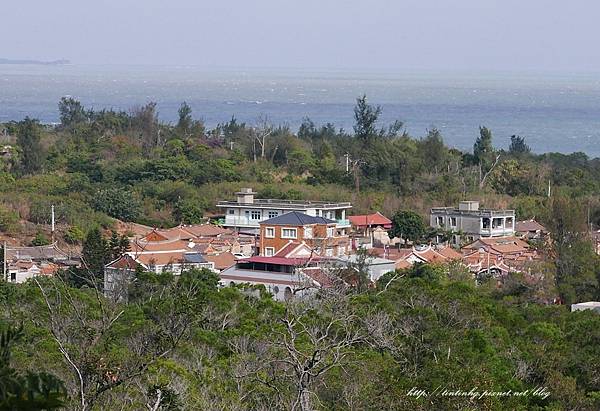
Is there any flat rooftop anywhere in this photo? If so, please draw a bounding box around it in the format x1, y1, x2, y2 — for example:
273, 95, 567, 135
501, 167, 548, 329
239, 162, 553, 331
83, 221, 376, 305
217, 198, 352, 209
431, 207, 515, 217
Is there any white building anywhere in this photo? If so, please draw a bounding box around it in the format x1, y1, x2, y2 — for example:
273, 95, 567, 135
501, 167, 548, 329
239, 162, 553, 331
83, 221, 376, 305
430, 201, 515, 244
217, 188, 352, 234
571, 301, 600, 314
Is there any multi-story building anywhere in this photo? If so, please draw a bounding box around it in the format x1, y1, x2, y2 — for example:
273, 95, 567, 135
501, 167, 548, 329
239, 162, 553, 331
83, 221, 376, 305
258, 211, 351, 257
217, 188, 351, 234
430, 201, 515, 244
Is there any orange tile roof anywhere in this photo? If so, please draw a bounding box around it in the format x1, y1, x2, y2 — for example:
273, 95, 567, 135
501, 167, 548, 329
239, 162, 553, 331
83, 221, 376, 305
395, 260, 412, 270
349, 212, 392, 227
182, 224, 232, 237
204, 253, 236, 270
130, 239, 191, 253
135, 252, 189, 266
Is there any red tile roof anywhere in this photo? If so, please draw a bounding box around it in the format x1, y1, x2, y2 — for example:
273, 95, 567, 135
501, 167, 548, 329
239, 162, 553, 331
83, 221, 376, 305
349, 212, 392, 228
240, 256, 318, 266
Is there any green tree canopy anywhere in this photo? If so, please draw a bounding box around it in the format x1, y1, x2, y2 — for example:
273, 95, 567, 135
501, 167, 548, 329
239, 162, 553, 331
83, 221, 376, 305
16, 117, 44, 175
390, 210, 427, 242
473, 126, 495, 166
509, 134, 531, 154
353, 94, 381, 145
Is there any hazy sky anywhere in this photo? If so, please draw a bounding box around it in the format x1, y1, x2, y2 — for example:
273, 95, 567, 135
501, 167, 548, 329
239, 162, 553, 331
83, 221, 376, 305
2, 0, 599, 71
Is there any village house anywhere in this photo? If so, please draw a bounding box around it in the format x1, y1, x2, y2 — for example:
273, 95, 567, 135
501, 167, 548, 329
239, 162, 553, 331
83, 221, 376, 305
216, 188, 352, 234
3, 243, 80, 283
349, 212, 392, 248
219, 242, 329, 301
430, 201, 515, 244
104, 224, 247, 298
375, 244, 462, 270
515, 219, 548, 240
258, 211, 351, 257
460, 236, 538, 277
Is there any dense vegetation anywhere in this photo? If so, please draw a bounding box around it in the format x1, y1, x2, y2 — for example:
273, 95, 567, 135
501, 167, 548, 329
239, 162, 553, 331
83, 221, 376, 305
1, 265, 599, 410
1, 96, 600, 409
3, 96, 600, 233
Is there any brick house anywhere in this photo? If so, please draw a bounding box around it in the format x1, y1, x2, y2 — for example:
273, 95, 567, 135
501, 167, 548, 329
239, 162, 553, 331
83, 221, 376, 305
258, 211, 350, 257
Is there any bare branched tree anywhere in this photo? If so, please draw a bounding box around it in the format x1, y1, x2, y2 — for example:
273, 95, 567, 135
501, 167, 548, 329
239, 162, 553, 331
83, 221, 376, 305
32, 271, 197, 410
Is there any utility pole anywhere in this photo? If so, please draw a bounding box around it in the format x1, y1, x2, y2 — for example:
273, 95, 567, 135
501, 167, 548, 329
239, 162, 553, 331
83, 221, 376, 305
344, 153, 350, 172
547, 180, 551, 198
51, 205, 55, 243
3, 241, 6, 282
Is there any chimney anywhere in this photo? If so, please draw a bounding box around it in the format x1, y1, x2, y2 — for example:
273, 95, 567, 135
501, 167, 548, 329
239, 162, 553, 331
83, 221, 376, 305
458, 201, 479, 211
236, 188, 256, 204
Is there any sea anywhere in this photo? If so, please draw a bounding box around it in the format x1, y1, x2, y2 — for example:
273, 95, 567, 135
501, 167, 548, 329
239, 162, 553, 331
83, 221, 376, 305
2, 64, 600, 157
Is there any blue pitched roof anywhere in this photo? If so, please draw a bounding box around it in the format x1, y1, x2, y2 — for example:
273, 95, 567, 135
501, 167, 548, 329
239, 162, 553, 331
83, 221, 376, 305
260, 211, 336, 226
184, 252, 208, 263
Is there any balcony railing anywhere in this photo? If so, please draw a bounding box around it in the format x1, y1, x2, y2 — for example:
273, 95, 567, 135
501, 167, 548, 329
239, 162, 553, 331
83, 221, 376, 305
336, 219, 351, 227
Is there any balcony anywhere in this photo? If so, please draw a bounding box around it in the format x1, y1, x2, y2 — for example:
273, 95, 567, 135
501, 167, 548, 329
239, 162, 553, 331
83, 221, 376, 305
336, 219, 351, 228
222, 216, 259, 227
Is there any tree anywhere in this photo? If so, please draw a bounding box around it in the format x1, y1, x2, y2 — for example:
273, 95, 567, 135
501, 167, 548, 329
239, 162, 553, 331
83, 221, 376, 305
176, 102, 193, 135
16, 117, 44, 175
420, 128, 447, 173
82, 227, 109, 284
172, 198, 205, 225
474, 126, 501, 188
92, 188, 142, 222
548, 196, 600, 304
131, 102, 160, 150
0, 324, 67, 410
58, 97, 88, 128
31, 232, 50, 246
509, 135, 531, 155
390, 210, 427, 242
353, 94, 381, 145
473, 126, 494, 166
108, 230, 130, 261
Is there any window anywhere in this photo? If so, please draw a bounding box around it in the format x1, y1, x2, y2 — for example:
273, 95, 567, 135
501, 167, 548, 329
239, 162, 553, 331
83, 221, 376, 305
482, 218, 490, 229
304, 227, 313, 239
228, 209, 235, 215
272, 286, 279, 294
282, 228, 297, 239
250, 210, 261, 220
492, 218, 503, 229
325, 248, 333, 256
505, 217, 514, 228
265, 247, 275, 256
326, 227, 335, 237
265, 227, 275, 238
268, 211, 279, 218
436, 216, 444, 226
450, 217, 457, 227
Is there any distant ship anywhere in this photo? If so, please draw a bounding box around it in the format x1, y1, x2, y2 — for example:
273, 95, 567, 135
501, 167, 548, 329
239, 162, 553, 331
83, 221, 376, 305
0, 58, 70, 65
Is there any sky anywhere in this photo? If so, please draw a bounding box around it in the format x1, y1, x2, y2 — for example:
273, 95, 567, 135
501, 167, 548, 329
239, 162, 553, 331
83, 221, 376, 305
2, 0, 599, 71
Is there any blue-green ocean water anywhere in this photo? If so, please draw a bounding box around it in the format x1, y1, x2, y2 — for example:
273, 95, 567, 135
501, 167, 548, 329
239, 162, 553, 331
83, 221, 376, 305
2, 65, 600, 156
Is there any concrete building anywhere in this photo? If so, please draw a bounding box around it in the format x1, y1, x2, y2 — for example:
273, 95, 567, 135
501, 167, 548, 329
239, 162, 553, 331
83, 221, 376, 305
334, 254, 396, 282
217, 188, 351, 234
430, 201, 515, 244
3, 243, 80, 283
571, 302, 600, 314
258, 211, 351, 257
